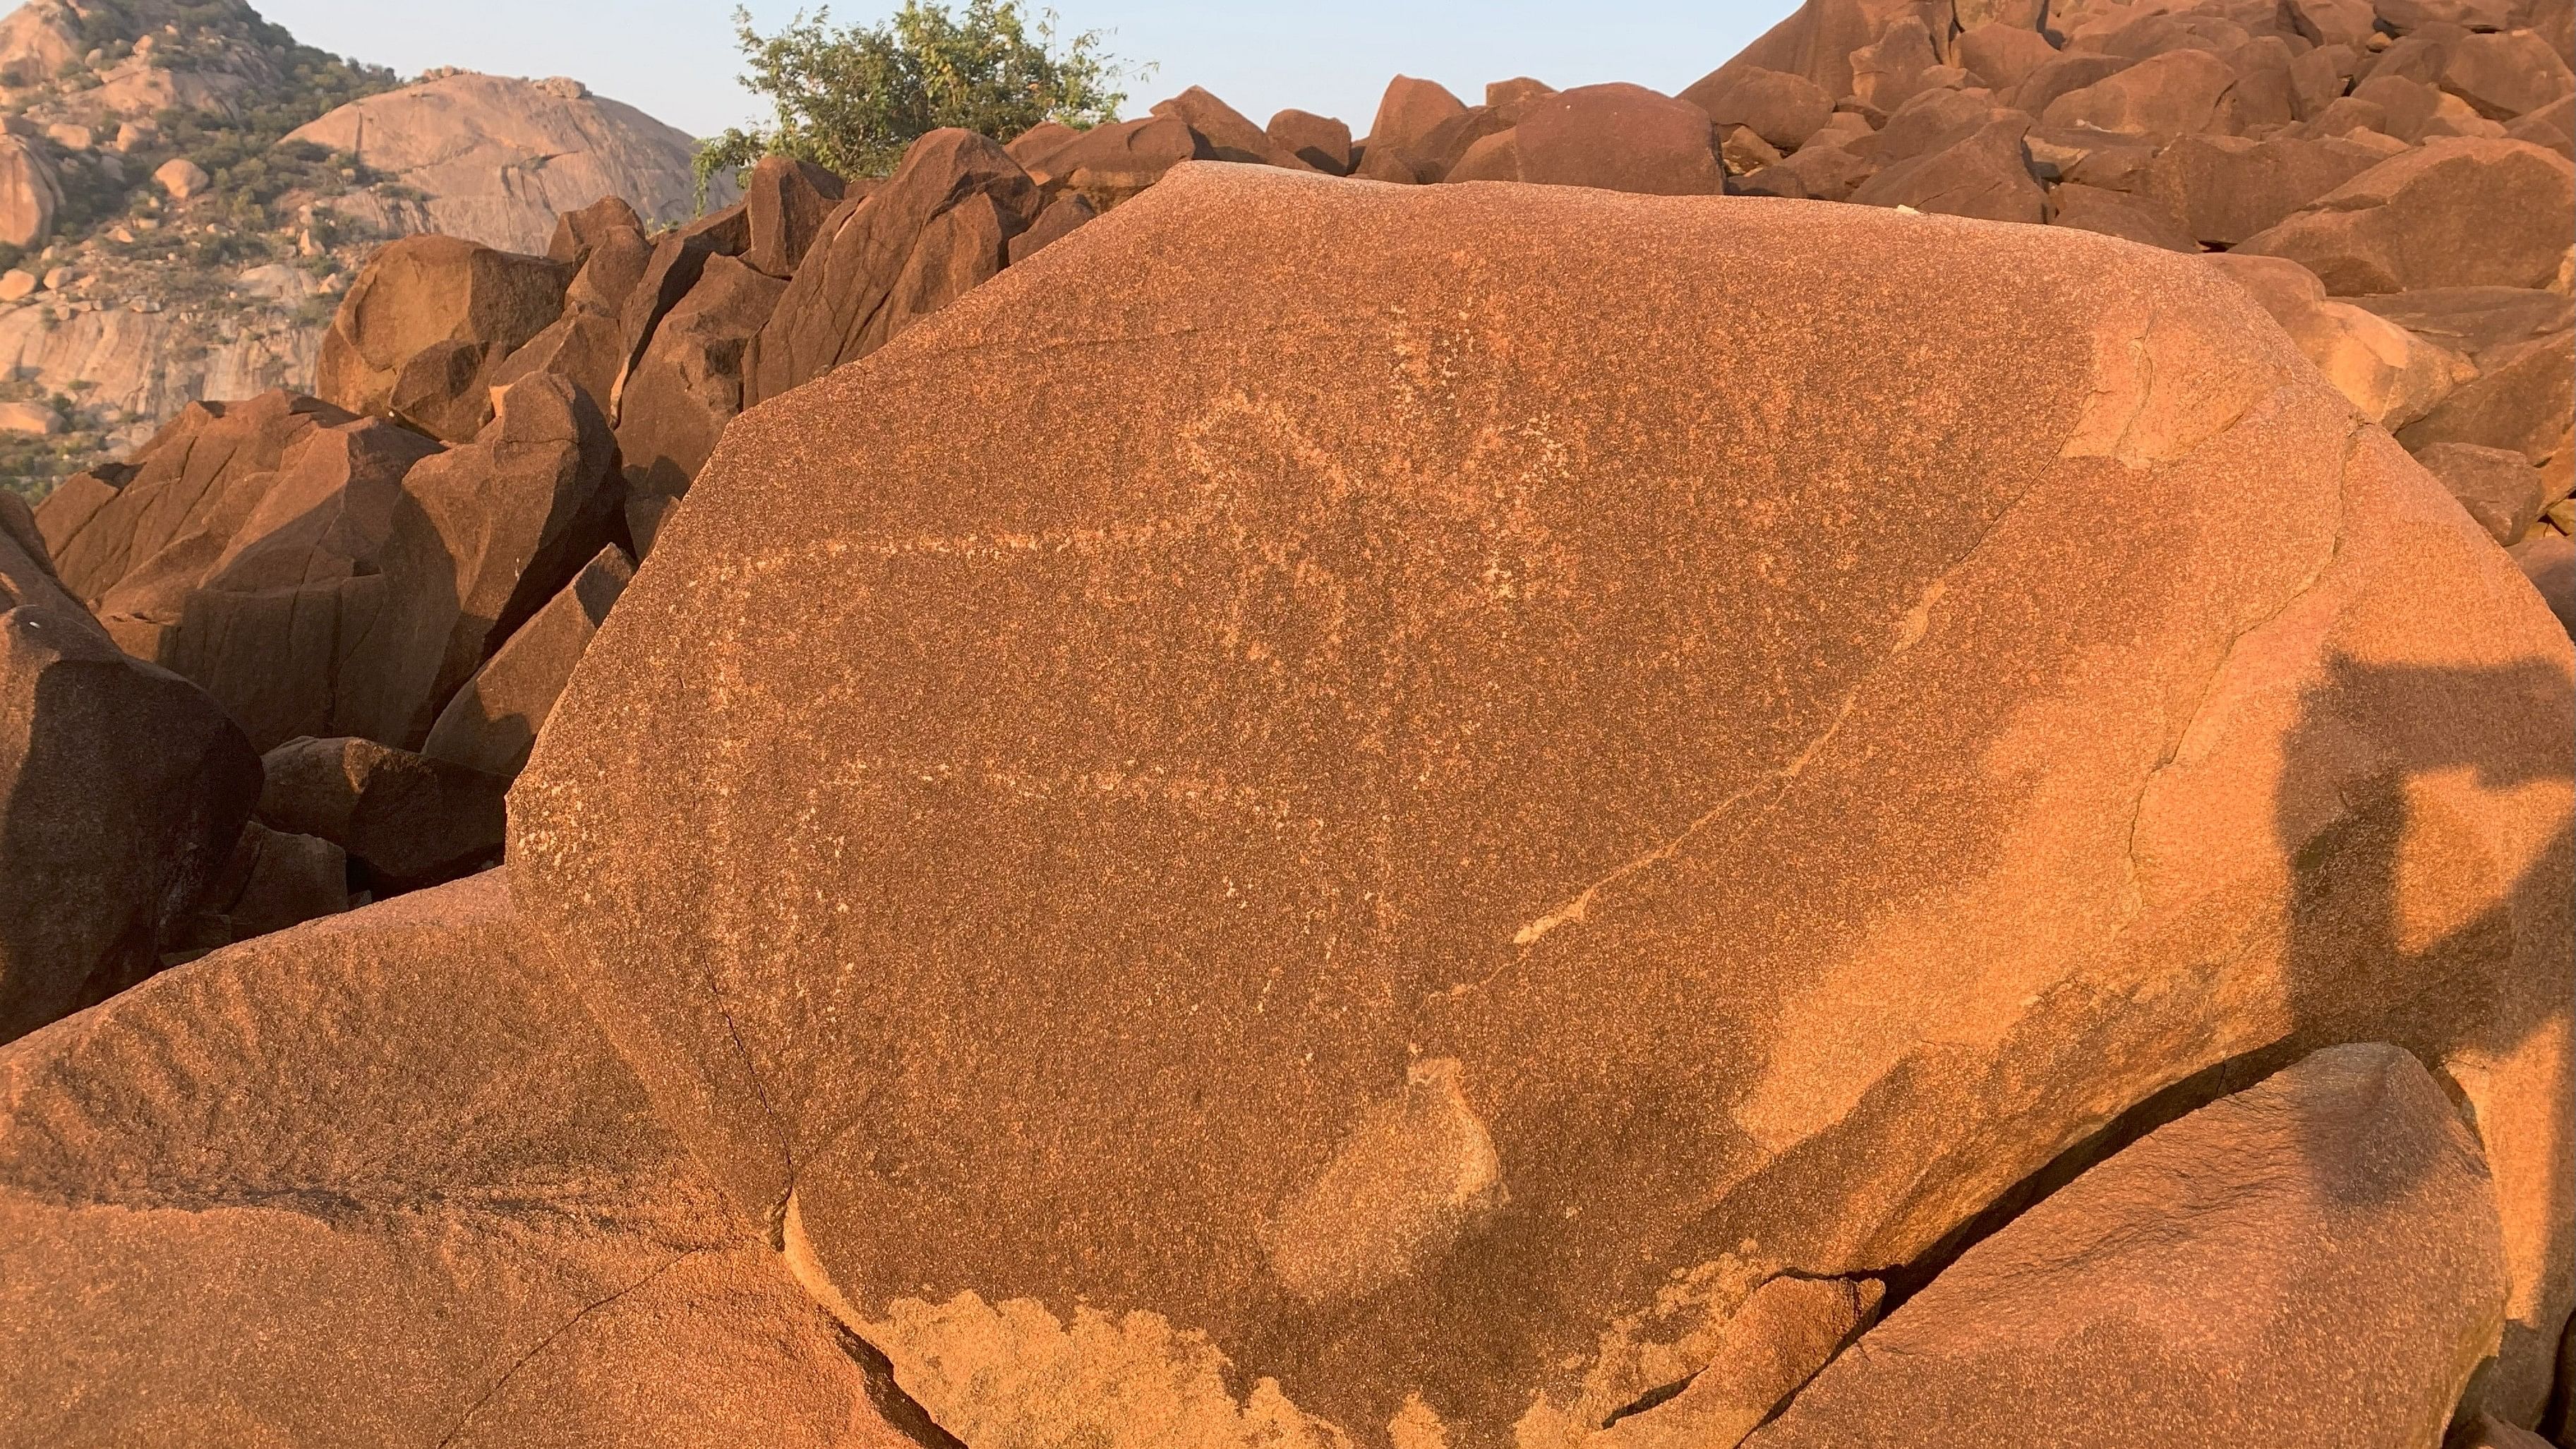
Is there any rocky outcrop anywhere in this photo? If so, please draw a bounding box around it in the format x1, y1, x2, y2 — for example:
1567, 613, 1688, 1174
0, 491, 258, 1043
510, 163, 2574, 1445
286, 71, 740, 255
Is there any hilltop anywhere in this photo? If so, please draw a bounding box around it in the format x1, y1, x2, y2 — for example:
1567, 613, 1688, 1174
0, 0, 718, 498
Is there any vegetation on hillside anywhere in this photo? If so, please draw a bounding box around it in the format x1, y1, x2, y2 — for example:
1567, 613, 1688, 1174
696, 1, 1138, 192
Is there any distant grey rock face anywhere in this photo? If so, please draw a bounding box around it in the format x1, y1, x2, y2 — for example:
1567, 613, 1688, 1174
287, 72, 739, 255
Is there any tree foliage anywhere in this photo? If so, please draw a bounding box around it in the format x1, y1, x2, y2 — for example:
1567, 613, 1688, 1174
696, 2, 1135, 192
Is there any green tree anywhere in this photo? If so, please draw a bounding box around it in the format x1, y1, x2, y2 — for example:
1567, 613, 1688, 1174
697, 2, 1135, 195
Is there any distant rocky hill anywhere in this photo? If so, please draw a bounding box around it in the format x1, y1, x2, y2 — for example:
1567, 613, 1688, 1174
0, 0, 723, 499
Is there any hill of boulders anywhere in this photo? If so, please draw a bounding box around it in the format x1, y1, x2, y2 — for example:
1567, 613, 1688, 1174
1, 0, 2573, 1443
0, 0, 720, 497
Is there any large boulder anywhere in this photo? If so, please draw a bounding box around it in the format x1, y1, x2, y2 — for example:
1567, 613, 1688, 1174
1740, 1044, 2508, 1448
40, 375, 620, 755
0, 499, 259, 1043
0, 135, 60, 250
2234, 138, 2576, 293
70, 402, 450, 751
2136, 132, 2392, 244
0, 873, 922, 1446
613, 255, 788, 549
1850, 116, 2048, 222
2204, 251, 2474, 429
424, 544, 633, 778
315, 235, 570, 426
1152, 87, 1317, 170
743, 128, 1042, 408
257, 735, 509, 892
2040, 48, 2243, 136
511, 164, 2576, 1443
1509, 83, 1725, 194
284, 71, 738, 253
742, 154, 849, 279
1678, 66, 1836, 150
1684, 0, 1952, 108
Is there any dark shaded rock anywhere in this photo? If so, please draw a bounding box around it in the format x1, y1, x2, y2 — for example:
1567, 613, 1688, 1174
545, 194, 647, 270
2048, 179, 2201, 248
1006, 191, 1097, 266
2506, 90, 2576, 152
1681, 65, 1837, 150
1508, 83, 1725, 194
258, 735, 507, 890
2138, 133, 2391, 243
315, 236, 570, 425
424, 546, 632, 779
2349, 285, 2575, 364
89, 411, 447, 751
1850, 115, 2045, 220
1849, 16, 1945, 109
1152, 86, 1314, 169
743, 155, 848, 279
1683, 0, 1951, 111
1744, 1045, 2508, 1449
33, 392, 356, 606
613, 255, 786, 551
1364, 73, 1471, 163
2235, 137, 2576, 291
2417, 440, 2553, 541
0, 874, 922, 1448
2355, 70, 2451, 138
186, 819, 348, 948
0, 506, 259, 1043
743, 128, 1041, 408
2397, 330, 2576, 462
388, 373, 627, 741
1268, 108, 1355, 173
2443, 28, 2576, 115
2510, 533, 2576, 637
1023, 114, 1209, 208
2041, 47, 2240, 136
1956, 23, 2062, 92
2013, 51, 2137, 116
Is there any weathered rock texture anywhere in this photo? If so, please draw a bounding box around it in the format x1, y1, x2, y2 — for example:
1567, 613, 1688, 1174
286, 71, 740, 254
511, 164, 2576, 1445
0, 491, 259, 1044
1743, 1043, 2508, 1447
0, 873, 920, 1447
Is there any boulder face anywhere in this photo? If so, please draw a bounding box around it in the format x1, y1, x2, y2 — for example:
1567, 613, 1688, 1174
0, 873, 919, 1447
1742, 1043, 2508, 1448
315, 235, 570, 426
512, 165, 2576, 1445
284, 71, 738, 254
742, 128, 1042, 408
0, 501, 260, 1043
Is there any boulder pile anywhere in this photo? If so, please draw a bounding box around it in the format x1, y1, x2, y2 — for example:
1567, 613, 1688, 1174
0, 0, 2571, 1443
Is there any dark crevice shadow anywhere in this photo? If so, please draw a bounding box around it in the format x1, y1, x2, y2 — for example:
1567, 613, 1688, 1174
831, 1322, 968, 1449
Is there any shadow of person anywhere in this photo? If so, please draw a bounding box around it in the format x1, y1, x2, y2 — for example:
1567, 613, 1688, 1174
2275, 649, 2573, 1416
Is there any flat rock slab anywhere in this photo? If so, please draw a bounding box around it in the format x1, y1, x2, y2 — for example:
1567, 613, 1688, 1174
512, 164, 2575, 1446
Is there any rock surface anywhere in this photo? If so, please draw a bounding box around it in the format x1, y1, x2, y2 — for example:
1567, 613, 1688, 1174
0, 495, 258, 1042
286, 71, 740, 254
1743, 1044, 2509, 1448
511, 163, 2576, 1445
0, 873, 920, 1448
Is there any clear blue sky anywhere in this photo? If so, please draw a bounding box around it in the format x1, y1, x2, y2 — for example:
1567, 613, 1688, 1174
255, 1, 1790, 140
